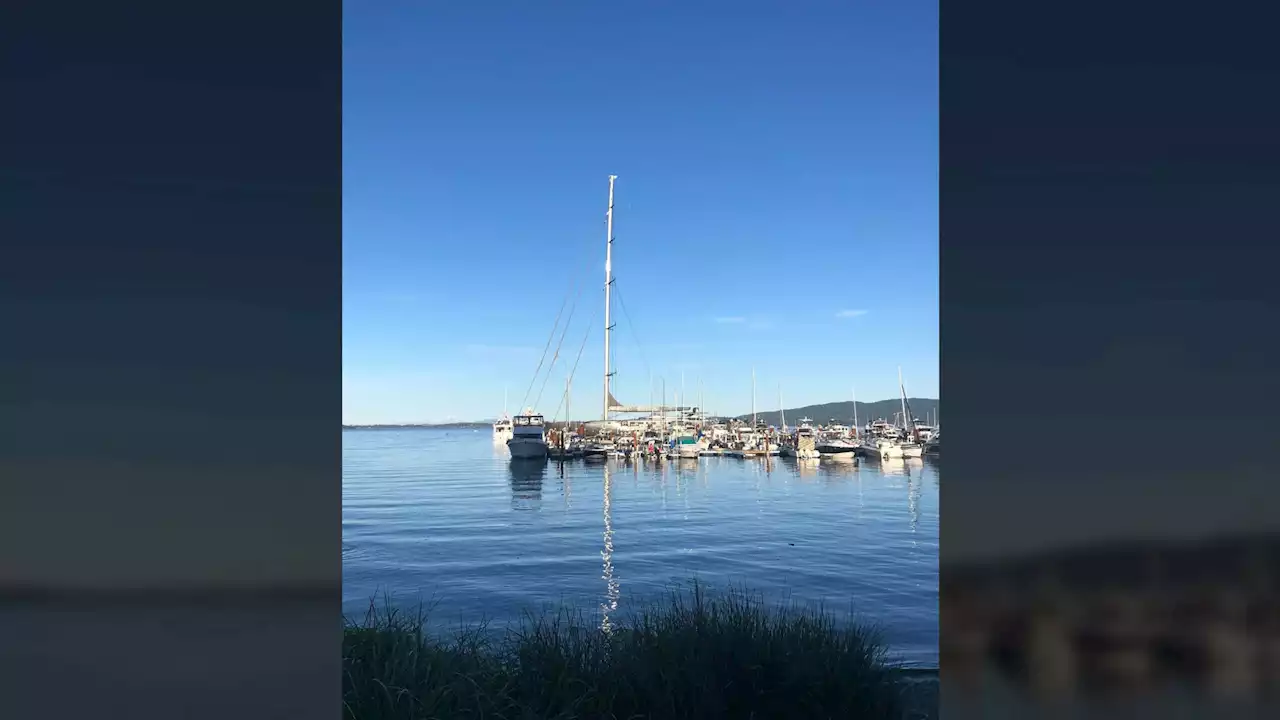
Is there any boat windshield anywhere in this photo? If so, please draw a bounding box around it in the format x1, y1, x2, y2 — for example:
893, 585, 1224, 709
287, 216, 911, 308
514, 415, 544, 426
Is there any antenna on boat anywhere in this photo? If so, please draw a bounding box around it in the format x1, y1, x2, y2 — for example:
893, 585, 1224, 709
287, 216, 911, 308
603, 174, 617, 423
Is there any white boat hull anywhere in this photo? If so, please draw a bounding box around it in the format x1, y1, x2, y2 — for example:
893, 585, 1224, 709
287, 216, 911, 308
795, 448, 821, 460
862, 441, 904, 459
899, 444, 923, 458
507, 438, 548, 459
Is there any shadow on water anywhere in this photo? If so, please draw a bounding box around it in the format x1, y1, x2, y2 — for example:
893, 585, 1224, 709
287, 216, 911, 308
508, 457, 546, 511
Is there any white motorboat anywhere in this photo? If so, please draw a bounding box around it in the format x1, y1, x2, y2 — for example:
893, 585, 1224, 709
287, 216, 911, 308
793, 422, 821, 460
671, 433, 701, 459
493, 416, 513, 443
860, 435, 905, 459
493, 386, 514, 442
506, 409, 549, 459
816, 429, 858, 458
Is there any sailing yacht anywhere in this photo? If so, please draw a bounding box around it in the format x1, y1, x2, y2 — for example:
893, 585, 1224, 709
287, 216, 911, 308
895, 367, 925, 458
507, 408, 550, 459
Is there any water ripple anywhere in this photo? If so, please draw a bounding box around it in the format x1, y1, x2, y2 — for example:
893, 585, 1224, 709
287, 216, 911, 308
343, 428, 939, 666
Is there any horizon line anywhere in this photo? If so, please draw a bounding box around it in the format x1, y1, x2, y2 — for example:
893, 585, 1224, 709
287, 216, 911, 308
344, 396, 940, 427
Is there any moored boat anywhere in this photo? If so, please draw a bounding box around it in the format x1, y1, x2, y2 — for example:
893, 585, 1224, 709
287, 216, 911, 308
506, 409, 549, 459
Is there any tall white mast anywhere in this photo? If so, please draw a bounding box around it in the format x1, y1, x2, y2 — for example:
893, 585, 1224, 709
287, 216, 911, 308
681, 369, 686, 424
751, 367, 757, 428
852, 386, 859, 439
603, 174, 617, 422
898, 366, 910, 433
779, 385, 785, 431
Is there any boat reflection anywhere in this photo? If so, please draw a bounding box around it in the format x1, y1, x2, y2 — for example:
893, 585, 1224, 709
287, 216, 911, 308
817, 459, 858, 482
877, 457, 924, 478
795, 457, 820, 482
508, 457, 546, 511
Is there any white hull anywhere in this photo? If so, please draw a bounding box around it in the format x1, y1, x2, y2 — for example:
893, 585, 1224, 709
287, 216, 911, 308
493, 430, 513, 443
862, 441, 904, 459
795, 448, 821, 460
899, 444, 923, 458
507, 438, 548, 459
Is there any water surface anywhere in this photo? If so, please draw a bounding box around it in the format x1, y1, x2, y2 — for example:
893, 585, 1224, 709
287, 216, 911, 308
343, 427, 939, 666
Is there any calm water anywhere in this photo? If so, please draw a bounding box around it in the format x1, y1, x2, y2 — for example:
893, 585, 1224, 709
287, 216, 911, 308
343, 427, 939, 666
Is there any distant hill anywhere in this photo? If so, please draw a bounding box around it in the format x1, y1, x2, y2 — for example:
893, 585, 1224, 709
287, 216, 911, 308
732, 398, 939, 427
343, 422, 490, 430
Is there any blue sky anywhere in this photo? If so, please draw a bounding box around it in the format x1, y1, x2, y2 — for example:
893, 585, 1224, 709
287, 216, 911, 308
343, 0, 937, 424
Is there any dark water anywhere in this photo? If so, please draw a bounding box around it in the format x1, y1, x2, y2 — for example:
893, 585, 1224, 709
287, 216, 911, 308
343, 427, 939, 667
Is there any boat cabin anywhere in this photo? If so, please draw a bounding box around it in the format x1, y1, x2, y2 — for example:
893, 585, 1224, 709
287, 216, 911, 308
512, 412, 546, 438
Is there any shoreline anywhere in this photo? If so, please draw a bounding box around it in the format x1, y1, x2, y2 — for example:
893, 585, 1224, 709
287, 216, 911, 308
343, 583, 938, 719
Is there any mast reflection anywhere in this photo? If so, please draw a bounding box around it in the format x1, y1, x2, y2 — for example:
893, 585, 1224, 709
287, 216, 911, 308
601, 463, 619, 633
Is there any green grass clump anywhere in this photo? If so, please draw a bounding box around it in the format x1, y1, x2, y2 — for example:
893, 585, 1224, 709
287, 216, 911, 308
343, 582, 923, 719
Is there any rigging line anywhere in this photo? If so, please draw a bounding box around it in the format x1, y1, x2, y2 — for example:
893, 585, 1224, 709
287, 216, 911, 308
613, 280, 652, 381
519, 248, 593, 411
521, 288, 572, 411
534, 277, 590, 410
519, 238, 599, 409
549, 302, 600, 423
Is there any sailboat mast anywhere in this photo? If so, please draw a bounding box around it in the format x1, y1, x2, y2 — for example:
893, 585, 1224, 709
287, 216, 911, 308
852, 386, 859, 439
898, 366, 911, 436
662, 378, 667, 431
603, 174, 617, 423
779, 385, 785, 431
751, 367, 757, 428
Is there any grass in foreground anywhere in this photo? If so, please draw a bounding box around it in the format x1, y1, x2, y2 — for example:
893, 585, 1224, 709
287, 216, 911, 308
343, 582, 927, 719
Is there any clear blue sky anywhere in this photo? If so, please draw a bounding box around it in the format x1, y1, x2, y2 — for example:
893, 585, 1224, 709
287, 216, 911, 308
343, 0, 937, 424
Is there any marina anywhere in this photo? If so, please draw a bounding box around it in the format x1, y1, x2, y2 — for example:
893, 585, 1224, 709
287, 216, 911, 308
343, 426, 940, 667
498, 176, 939, 467
343, 174, 940, 670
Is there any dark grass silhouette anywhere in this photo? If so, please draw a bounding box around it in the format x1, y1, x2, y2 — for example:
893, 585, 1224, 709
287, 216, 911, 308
343, 582, 931, 719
